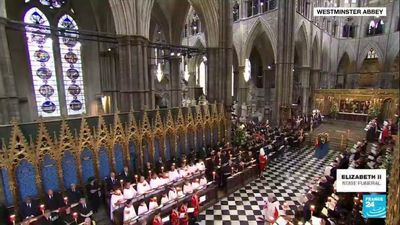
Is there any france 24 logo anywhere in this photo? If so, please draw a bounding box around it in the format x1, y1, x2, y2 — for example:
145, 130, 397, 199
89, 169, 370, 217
362, 194, 386, 218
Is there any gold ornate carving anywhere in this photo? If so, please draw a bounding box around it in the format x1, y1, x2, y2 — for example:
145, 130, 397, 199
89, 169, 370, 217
0, 105, 228, 206
313, 89, 399, 119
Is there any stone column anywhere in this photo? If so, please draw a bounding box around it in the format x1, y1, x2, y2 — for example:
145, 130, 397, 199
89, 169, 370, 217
168, 58, 182, 107
309, 69, 320, 112
299, 66, 311, 115
187, 71, 197, 99
275, 0, 296, 124
240, 0, 247, 18
148, 62, 157, 109
205, 0, 232, 107
319, 71, 329, 89
236, 66, 247, 107
99, 50, 119, 113
0, 17, 19, 124
117, 36, 151, 111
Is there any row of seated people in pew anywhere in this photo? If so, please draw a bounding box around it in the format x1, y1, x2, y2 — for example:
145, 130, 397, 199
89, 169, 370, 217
231, 121, 306, 161
17, 164, 210, 225
14, 137, 268, 224
293, 139, 391, 225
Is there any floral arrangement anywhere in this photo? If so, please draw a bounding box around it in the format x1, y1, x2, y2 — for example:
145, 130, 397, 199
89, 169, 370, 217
232, 124, 247, 147
368, 104, 381, 119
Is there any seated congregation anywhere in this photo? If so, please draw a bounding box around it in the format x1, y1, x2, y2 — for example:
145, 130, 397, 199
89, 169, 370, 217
7, 119, 308, 225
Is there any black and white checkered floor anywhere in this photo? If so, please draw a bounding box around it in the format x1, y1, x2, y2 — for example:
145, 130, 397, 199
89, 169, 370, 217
198, 146, 338, 225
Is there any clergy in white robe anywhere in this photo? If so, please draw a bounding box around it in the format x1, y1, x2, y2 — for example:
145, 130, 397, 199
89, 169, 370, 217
110, 189, 125, 221
137, 176, 151, 194
168, 166, 181, 181
123, 182, 137, 200
148, 197, 159, 210
199, 176, 207, 186
160, 193, 169, 205
123, 203, 137, 222
149, 174, 162, 189
168, 187, 178, 200
262, 197, 279, 223
183, 181, 193, 194
137, 201, 148, 216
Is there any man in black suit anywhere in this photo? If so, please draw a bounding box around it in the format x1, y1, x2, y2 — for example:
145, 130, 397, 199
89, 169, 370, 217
66, 184, 82, 205
155, 157, 164, 174
77, 198, 93, 223
86, 178, 101, 213
119, 166, 132, 182
37, 210, 54, 225
142, 162, 153, 179
44, 189, 62, 211
105, 172, 118, 192
19, 197, 39, 220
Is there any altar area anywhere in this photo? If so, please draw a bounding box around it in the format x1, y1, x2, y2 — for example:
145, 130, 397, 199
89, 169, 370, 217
313, 89, 399, 122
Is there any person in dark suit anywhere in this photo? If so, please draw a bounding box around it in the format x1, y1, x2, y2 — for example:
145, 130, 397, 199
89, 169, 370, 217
105, 172, 118, 192
118, 166, 132, 182
44, 189, 62, 211
142, 162, 153, 179
155, 157, 164, 174
86, 178, 101, 213
37, 210, 53, 225
66, 184, 82, 205
19, 197, 39, 220
76, 198, 93, 223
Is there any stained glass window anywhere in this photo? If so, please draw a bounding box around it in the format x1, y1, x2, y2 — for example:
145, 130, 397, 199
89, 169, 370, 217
58, 15, 86, 115
24, 8, 61, 117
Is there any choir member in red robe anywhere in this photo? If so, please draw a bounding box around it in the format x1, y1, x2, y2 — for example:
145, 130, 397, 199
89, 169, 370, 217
191, 192, 200, 218
258, 148, 267, 177
179, 203, 189, 225
170, 206, 180, 225
379, 121, 389, 144
152, 213, 163, 225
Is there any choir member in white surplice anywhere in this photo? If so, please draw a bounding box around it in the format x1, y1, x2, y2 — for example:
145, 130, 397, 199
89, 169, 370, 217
183, 180, 193, 194
137, 176, 151, 194
168, 186, 178, 200
199, 176, 207, 186
149, 173, 162, 189
179, 166, 190, 178
137, 201, 148, 216
168, 165, 181, 181
123, 201, 137, 223
176, 187, 184, 197
160, 193, 169, 205
192, 178, 200, 190
110, 189, 125, 221
160, 173, 170, 185
196, 159, 206, 171
123, 182, 137, 200
148, 197, 159, 210
189, 162, 198, 175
